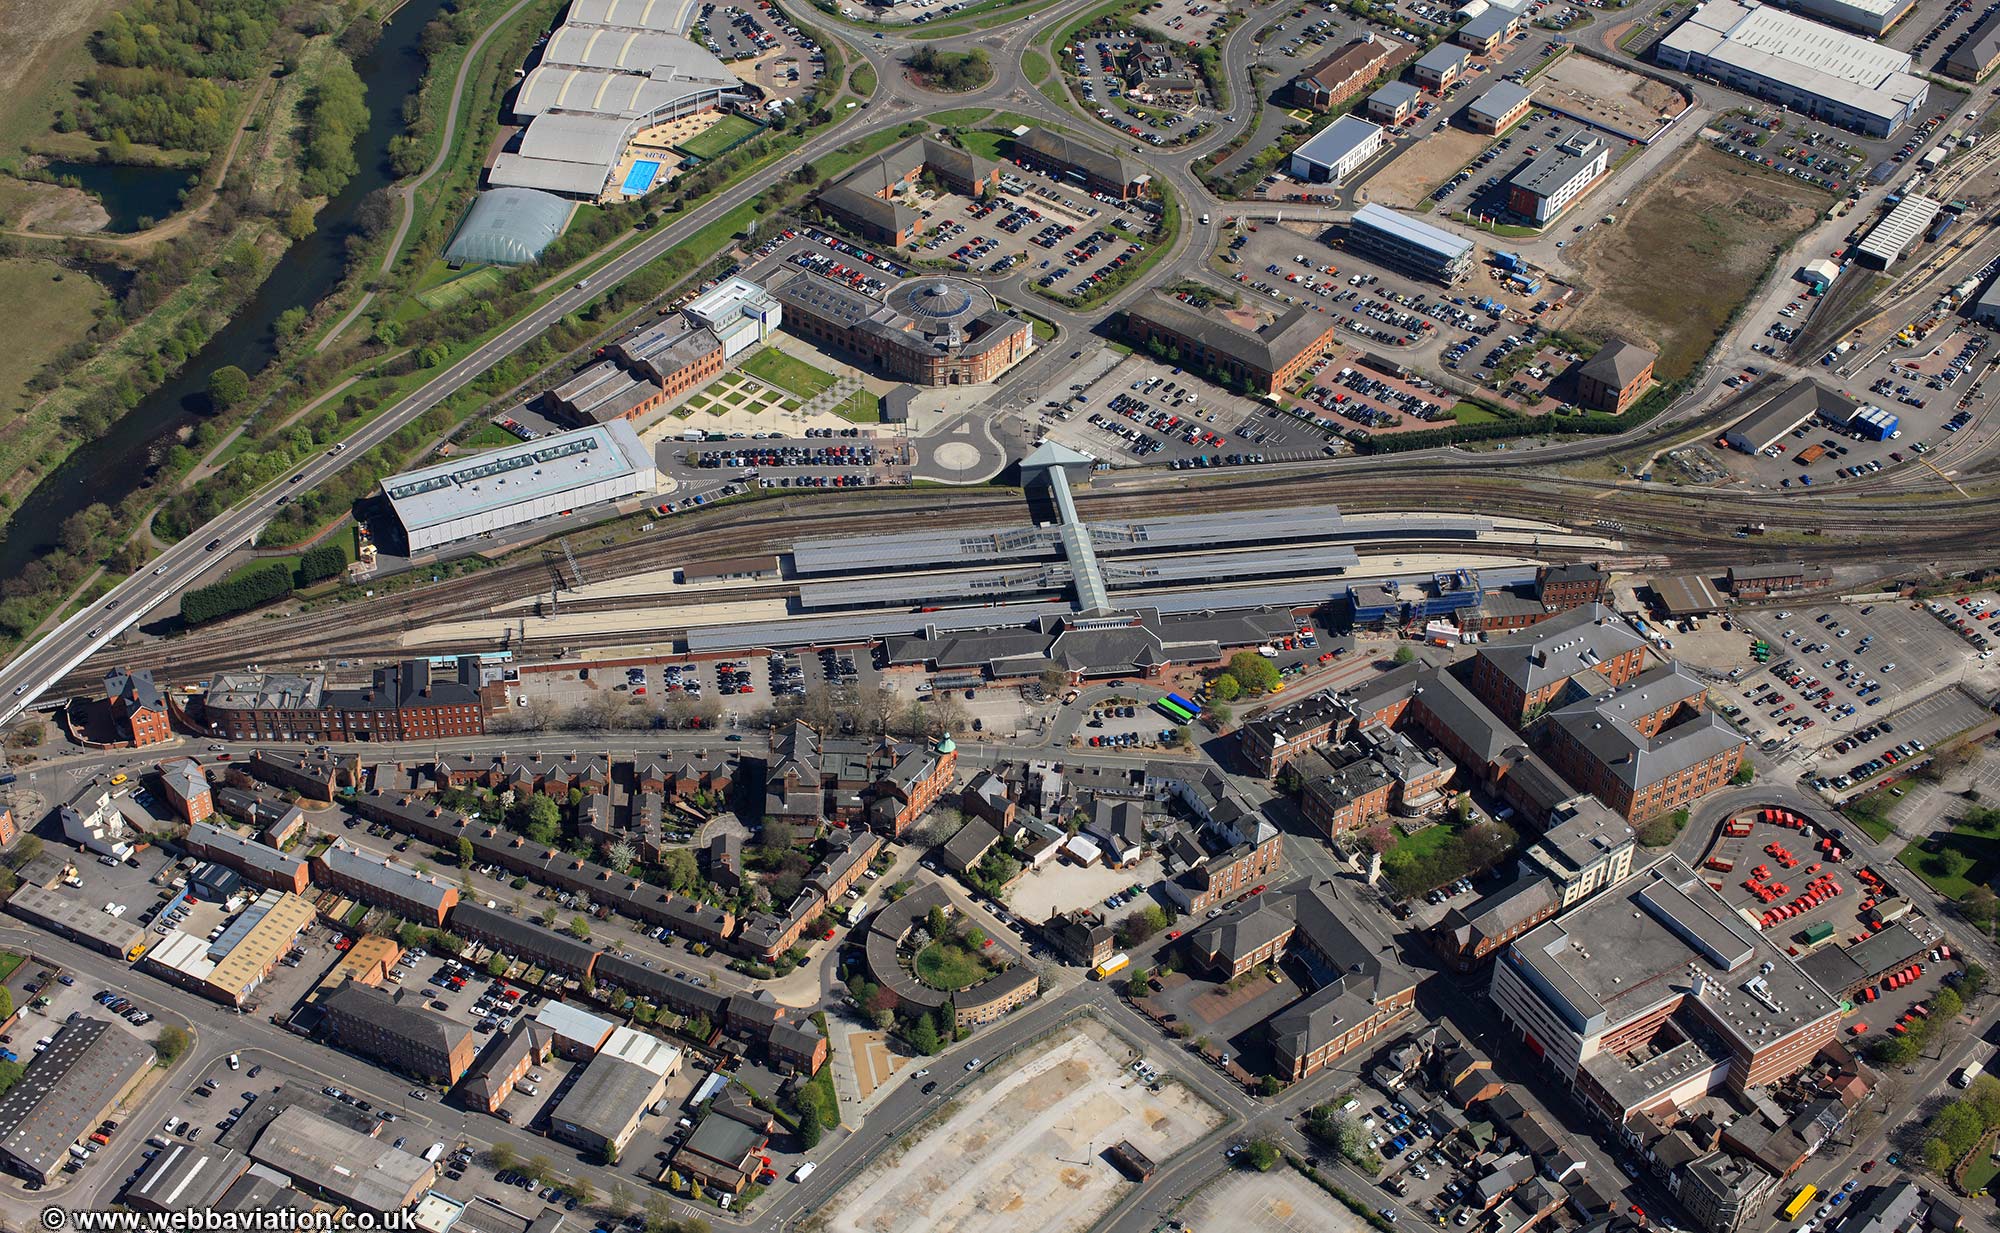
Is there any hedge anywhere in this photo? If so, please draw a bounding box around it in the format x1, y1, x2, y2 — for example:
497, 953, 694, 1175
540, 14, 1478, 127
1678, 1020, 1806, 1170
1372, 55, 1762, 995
181, 562, 293, 626
297, 543, 346, 585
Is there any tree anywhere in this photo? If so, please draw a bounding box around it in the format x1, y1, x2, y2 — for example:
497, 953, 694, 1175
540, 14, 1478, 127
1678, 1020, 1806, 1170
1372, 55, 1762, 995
1209, 673, 1241, 702
486, 953, 509, 978
607, 1183, 634, 1221
1225, 651, 1281, 694
645, 1194, 676, 1233
926, 905, 951, 940
564, 1177, 597, 1205
1362, 824, 1396, 856
799, 1104, 824, 1148
963, 925, 987, 949
1922, 1135, 1957, 1174
908, 1013, 943, 1055
456, 837, 475, 869
1119, 904, 1169, 947
1040, 667, 1068, 694
207, 365, 250, 410
490, 1142, 517, 1171
1731, 762, 1755, 785
1393, 645, 1416, 665
1243, 1137, 1280, 1171
153, 1025, 191, 1066
568, 915, 592, 940
526, 1155, 555, 1186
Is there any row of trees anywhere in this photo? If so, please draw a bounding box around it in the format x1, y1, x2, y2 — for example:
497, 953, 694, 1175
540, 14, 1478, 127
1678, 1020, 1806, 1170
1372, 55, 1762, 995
1917, 1072, 2000, 1174
300, 53, 370, 198
180, 560, 290, 625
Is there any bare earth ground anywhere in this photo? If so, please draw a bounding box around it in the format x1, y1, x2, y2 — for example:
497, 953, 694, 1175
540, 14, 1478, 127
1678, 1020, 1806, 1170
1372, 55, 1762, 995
819, 1017, 1224, 1233
1565, 142, 1823, 381
1354, 126, 1493, 208
0, 0, 122, 229
1531, 53, 1687, 141
1178, 1166, 1374, 1233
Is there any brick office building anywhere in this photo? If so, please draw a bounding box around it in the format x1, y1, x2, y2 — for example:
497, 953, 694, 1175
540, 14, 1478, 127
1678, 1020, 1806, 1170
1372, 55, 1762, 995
105, 668, 172, 747
1467, 604, 1649, 724
1123, 296, 1338, 396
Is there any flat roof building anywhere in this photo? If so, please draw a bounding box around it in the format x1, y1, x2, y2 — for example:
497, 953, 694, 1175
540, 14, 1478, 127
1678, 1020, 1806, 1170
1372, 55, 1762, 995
1653, 0, 1927, 136
0, 1018, 153, 1182
549, 1030, 680, 1155
1367, 80, 1424, 123
1346, 204, 1475, 284
1786, 0, 1916, 35
1506, 130, 1608, 224
382, 420, 656, 553
249, 1106, 436, 1213
6, 884, 149, 961
1289, 115, 1386, 184
143, 890, 316, 1007
1490, 856, 1843, 1121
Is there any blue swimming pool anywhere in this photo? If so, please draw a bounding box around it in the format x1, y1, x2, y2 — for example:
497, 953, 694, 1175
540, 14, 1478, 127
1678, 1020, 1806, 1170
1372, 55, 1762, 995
623, 159, 662, 194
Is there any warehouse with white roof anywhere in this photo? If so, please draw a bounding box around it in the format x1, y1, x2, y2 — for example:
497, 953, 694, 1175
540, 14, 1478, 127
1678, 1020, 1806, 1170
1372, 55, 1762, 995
1345, 204, 1474, 284
1289, 115, 1386, 184
382, 420, 657, 553
1652, 0, 1927, 136
1854, 194, 1942, 268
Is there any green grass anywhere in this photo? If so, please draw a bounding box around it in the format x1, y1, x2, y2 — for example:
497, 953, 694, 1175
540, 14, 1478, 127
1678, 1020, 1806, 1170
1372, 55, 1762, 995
1449, 212, 1541, 238
1024, 50, 1053, 84
0, 952, 23, 984
459, 421, 521, 449
1961, 1152, 2000, 1196
958, 130, 1009, 160
1384, 823, 1457, 870
1898, 809, 2000, 902
1843, 791, 1899, 842
834, 388, 881, 423
0, 257, 111, 420
817, 128, 920, 179
739, 348, 838, 399
913, 941, 997, 990
1451, 401, 1505, 425
215, 538, 357, 595
930, 107, 993, 127
415, 265, 504, 311
676, 114, 763, 161
850, 63, 877, 95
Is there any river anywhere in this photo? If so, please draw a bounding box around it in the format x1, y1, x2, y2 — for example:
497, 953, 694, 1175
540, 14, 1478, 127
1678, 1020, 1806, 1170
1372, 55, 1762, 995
0, 0, 448, 582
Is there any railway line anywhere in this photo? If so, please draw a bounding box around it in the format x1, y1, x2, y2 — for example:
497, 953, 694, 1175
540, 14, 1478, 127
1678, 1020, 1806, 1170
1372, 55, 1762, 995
58, 459, 2000, 695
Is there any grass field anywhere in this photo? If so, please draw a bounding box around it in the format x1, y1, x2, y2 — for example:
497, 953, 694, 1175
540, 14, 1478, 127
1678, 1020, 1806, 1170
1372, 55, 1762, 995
1567, 143, 1822, 381
913, 941, 996, 990
850, 63, 878, 95
0, 258, 110, 418
930, 107, 993, 127
958, 130, 1009, 161
677, 113, 763, 161
835, 389, 882, 423
459, 420, 522, 449
1451, 401, 1505, 425
1898, 809, 2000, 901
1842, 790, 1900, 842
0, 952, 23, 984
1023, 51, 1053, 84
740, 347, 838, 399
416, 265, 504, 311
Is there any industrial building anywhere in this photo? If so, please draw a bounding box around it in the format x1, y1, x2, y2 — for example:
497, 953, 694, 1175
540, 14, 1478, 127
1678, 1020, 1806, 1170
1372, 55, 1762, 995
1123, 293, 1339, 393
1854, 194, 1943, 268
1465, 80, 1534, 133
1785, 0, 1915, 35
249, 1106, 436, 1213
1345, 203, 1475, 284
443, 188, 574, 266
381, 420, 657, 553
1652, 0, 1927, 137
1944, 10, 2000, 79
1721, 379, 1896, 453
1288, 115, 1386, 184
1506, 130, 1608, 224
142, 890, 316, 1007
1489, 856, 1843, 1122
5, 884, 150, 960
180, 821, 309, 895
815, 136, 1003, 245
772, 275, 1032, 386
492, 9, 740, 199
0, 1018, 153, 1182
1414, 42, 1473, 90
548, 1029, 682, 1156
1973, 272, 2000, 327
1287, 36, 1400, 109
1012, 127, 1151, 199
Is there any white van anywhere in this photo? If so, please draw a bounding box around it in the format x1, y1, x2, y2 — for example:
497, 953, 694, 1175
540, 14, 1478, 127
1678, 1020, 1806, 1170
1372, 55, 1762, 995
793, 1162, 818, 1182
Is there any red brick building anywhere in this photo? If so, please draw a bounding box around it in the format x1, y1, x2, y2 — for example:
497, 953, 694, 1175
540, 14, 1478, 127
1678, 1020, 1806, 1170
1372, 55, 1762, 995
105, 668, 172, 747
1572, 339, 1657, 414
1286, 37, 1398, 110
1124, 296, 1338, 397
1542, 665, 1746, 822
1467, 604, 1650, 725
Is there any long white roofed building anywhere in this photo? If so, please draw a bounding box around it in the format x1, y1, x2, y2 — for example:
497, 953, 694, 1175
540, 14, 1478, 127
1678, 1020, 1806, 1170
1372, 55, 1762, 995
382, 421, 657, 553
491, 2, 741, 199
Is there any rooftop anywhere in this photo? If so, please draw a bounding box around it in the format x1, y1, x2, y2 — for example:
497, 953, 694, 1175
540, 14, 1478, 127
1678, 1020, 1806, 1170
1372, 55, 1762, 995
1350, 203, 1475, 261
0, 1018, 153, 1180
382, 421, 653, 533
249, 1106, 434, 1213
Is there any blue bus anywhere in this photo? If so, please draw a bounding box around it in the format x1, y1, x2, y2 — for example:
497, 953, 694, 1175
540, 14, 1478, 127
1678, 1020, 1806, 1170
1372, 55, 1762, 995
1166, 691, 1202, 716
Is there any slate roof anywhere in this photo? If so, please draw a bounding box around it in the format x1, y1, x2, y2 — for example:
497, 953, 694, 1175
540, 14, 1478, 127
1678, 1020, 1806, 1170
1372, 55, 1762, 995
1576, 339, 1656, 388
